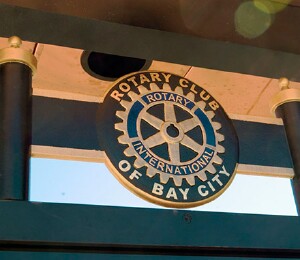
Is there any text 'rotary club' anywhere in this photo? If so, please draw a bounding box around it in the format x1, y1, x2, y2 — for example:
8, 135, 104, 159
110, 72, 219, 111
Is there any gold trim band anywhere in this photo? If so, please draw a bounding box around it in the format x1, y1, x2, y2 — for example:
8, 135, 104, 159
0, 36, 37, 75
270, 88, 300, 114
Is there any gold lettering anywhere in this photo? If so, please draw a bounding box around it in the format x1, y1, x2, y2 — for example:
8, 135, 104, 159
136, 145, 146, 155
198, 185, 209, 197
174, 167, 181, 174
209, 100, 219, 111
162, 73, 171, 82
179, 188, 189, 200
110, 90, 124, 102
200, 90, 210, 101
203, 155, 211, 163
157, 161, 165, 171
191, 163, 200, 172
183, 98, 191, 107
166, 164, 173, 174
119, 83, 131, 92
144, 151, 152, 160
204, 150, 214, 156
140, 74, 150, 84
179, 78, 189, 88
180, 166, 188, 174
146, 94, 156, 103
197, 158, 207, 168
150, 73, 161, 82
219, 165, 230, 177
129, 170, 142, 180
212, 174, 223, 186
166, 187, 178, 200
152, 183, 164, 195
153, 93, 162, 100
175, 95, 183, 105
168, 93, 176, 102
207, 181, 215, 192
127, 76, 138, 86
149, 157, 157, 167
190, 84, 197, 94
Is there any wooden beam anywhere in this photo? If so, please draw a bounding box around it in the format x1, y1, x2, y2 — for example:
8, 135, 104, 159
0, 3, 300, 81
0, 201, 299, 257
0, 0, 300, 54
31, 145, 294, 178
31, 96, 293, 173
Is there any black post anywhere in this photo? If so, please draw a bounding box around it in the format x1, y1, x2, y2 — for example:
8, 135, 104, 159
271, 78, 300, 214
0, 37, 37, 200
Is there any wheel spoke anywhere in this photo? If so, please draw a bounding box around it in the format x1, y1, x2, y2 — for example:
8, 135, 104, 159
144, 132, 165, 148
168, 142, 180, 163
179, 118, 199, 133
164, 103, 177, 122
142, 112, 164, 130
181, 135, 203, 154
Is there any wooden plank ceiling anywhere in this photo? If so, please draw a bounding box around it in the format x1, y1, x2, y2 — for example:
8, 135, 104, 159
1, 37, 299, 119
1, 0, 300, 119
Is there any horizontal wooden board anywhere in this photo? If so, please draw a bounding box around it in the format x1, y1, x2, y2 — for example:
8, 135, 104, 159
0, 201, 300, 257
0, 251, 297, 259
32, 96, 293, 170
1, 0, 300, 55
0, 3, 300, 81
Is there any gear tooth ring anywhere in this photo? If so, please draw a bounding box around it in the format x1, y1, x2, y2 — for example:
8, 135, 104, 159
115, 83, 225, 187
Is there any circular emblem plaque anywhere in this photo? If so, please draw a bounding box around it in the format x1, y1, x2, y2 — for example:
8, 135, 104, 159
97, 71, 239, 208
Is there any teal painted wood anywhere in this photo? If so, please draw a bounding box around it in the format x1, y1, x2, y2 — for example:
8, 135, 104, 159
0, 251, 296, 260
32, 96, 293, 168
0, 3, 300, 81
0, 201, 299, 251
0, 0, 299, 55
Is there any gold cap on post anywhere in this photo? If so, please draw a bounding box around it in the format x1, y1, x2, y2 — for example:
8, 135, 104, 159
0, 36, 37, 75
270, 77, 300, 115
278, 77, 290, 90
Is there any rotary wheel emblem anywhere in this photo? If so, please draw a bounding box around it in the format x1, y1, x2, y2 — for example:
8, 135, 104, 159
97, 71, 239, 208
115, 83, 225, 186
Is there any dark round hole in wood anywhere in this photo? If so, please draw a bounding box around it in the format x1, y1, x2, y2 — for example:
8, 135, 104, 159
81, 51, 152, 81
